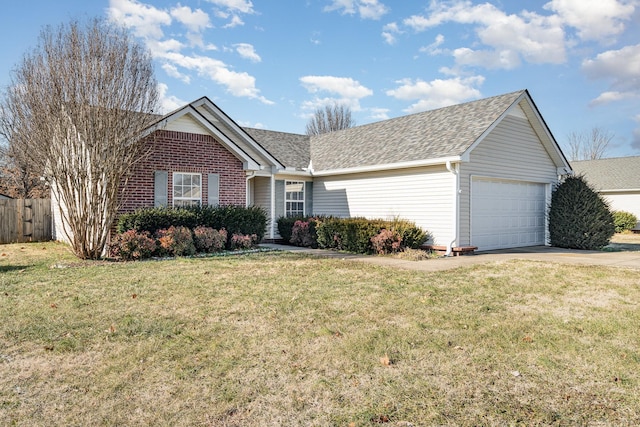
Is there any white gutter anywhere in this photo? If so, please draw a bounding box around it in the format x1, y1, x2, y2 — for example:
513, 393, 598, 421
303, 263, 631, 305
312, 156, 462, 177
446, 160, 460, 256
599, 188, 640, 193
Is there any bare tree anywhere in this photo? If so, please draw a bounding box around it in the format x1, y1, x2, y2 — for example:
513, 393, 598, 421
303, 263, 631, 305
0, 135, 48, 198
566, 127, 614, 161
0, 18, 159, 259
305, 103, 355, 135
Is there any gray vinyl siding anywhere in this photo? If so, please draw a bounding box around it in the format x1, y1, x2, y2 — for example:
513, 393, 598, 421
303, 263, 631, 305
252, 176, 273, 237
274, 180, 285, 220
313, 166, 455, 246
458, 115, 559, 246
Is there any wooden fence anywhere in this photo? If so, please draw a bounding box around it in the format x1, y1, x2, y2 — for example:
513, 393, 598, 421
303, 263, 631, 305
0, 199, 52, 244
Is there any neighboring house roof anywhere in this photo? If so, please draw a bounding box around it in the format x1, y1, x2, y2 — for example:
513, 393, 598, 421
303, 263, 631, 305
243, 127, 310, 170
571, 156, 640, 191
309, 90, 527, 171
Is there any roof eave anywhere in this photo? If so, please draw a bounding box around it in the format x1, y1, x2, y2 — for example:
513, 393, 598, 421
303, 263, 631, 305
312, 156, 463, 177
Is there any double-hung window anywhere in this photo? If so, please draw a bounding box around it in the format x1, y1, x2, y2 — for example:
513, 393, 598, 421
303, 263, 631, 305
285, 181, 305, 217
173, 172, 201, 207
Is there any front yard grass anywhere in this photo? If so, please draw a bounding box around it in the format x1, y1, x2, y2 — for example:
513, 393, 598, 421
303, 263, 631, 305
1, 242, 639, 426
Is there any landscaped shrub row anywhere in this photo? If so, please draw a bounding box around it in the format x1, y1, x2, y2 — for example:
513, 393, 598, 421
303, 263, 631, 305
110, 226, 257, 260
277, 215, 429, 255
117, 205, 267, 242
111, 205, 266, 260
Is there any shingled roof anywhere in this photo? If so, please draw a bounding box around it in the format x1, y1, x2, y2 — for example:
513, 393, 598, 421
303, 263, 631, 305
309, 90, 525, 171
243, 127, 310, 170
571, 156, 640, 191
242, 90, 550, 173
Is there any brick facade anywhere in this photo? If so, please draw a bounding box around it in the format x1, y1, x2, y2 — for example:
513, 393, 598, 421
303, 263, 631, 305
119, 130, 246, 213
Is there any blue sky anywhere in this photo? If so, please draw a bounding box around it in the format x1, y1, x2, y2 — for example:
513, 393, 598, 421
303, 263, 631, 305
2, 0, 639, 157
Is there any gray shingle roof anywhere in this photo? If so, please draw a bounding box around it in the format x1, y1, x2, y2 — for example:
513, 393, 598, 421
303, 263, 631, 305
571, 156, 640, 190
243, 91, 528, 172
243, 127, 310, 170
309, 90, 525, 171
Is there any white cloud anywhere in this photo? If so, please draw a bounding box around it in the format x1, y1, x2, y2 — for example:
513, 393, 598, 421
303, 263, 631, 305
145, 38, 185, 56
583, 44, 640, 104
382, 22, 400, 45
403, 1, 566, 69
162, 63, 190, 84
324, 0, 389, 20
223, 15, 245, 28
170, 5, 211, 33
582, 44, 640, 89
206, 0, 255, 14
419, 34, 445, 55
544, 0, 636, 42
369, 107, 390, 121
157, 83, 188, 113
589, 91, 638, 106
107, 0, 171, 39
386, 76, 485, 113
300, 75, 373, 99
234, 43, 261, 62
206, 0, 254, 27
300, 76, 373, 114
162, 52, 272, 104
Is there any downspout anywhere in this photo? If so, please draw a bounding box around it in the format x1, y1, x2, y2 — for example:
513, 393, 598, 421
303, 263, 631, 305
446, 160, 460, 256
245, 171, 255, 207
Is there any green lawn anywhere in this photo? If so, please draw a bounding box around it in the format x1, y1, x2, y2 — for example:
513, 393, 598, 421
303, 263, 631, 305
1, 242, 639, 426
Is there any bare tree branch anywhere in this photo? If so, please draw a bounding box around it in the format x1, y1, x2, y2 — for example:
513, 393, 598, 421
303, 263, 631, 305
0, 18, 159, 259
566, 127, 614, 161
305, 103, 354, 135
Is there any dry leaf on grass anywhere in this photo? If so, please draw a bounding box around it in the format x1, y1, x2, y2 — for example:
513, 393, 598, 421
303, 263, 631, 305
380, 354, 392, 366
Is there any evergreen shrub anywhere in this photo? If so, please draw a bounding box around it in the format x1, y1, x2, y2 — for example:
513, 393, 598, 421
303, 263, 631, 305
548, 175, 615, 250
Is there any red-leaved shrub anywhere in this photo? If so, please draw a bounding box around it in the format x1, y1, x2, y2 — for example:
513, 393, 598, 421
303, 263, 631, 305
110, 230, 157, 260
156, 226, 196, 256
230, 233, 258, 250
193, 226, 227, 253
290, 220, 317, 247
370, 229, 403, 255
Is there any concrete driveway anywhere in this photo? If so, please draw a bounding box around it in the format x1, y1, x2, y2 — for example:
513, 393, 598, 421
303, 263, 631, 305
261, 243, 640, 272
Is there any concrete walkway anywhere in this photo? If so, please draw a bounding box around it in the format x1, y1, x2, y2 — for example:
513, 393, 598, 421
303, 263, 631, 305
260, 243, 640, 272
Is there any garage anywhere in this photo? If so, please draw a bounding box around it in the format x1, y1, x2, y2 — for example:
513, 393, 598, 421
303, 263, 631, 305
471, 178, 547, 251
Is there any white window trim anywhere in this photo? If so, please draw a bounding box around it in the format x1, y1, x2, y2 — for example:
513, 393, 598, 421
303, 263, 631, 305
173, 172, 202, 207
285, 180, 305, 217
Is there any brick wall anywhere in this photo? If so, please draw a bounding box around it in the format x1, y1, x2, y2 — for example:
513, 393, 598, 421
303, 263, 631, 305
119, 130, 246, 213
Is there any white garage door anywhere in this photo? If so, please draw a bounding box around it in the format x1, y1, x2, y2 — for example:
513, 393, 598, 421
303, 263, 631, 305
471, 178, 547, 251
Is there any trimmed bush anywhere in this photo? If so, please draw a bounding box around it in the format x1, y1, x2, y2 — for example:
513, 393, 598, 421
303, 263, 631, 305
117, 205, 267, 246
316, 217, 428, 254
193, 226, 227, 253
230, 233, 258, 250
290, 219, 318, 248
277, 216, 304, 243
371, 228, 402, 254
156, 226, 196, 256
109, 230, 157, 260
549, 175, 615, 250
613, 210, 638, 233
117, 207, 198, 234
